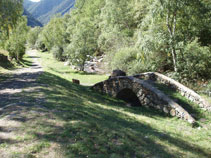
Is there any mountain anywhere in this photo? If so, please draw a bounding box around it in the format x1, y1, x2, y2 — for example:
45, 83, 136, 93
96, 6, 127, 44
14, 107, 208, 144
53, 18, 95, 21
23, 0, 75, 25
23, 9, 43, 27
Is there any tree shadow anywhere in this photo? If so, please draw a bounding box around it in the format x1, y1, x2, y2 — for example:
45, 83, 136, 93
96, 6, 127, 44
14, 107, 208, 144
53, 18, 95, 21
154, 83, 205, 120
0, 68, 210, 157
21, 71, 210, 157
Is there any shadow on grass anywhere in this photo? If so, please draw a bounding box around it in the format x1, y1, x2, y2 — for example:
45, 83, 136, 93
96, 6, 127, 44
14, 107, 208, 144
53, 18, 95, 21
1, 67, 210, 157
154, 83, 205, 120
19, 59, 35, 67
17, 71, 208, 158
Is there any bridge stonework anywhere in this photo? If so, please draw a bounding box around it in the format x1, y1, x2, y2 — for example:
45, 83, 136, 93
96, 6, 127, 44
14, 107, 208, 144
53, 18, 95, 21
92, 76, 196, 124
135, 72, 211, 111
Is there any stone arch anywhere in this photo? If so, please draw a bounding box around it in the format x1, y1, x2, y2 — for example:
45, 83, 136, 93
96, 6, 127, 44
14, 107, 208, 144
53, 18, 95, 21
92, 76, 196, 124
116, 88, 141, 106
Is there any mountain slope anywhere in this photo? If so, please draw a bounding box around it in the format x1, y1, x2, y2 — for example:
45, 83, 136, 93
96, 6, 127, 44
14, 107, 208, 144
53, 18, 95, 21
24, 0, 75, 24
23, 9, 43, 27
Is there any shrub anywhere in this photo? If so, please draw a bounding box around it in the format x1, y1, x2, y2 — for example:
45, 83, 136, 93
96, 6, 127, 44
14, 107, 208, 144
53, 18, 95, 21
51, 46, 65, 61
27, 27, 41, 49
110, 47, 168, 75
35, 36, 47, 52
177, 39, 211, 81
111, 48, 137, 75
4, 17, 28, 61
5, 39, 26, 60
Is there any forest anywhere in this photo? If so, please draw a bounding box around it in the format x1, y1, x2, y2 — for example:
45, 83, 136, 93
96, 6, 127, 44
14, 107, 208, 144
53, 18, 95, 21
30, 0, 211, 87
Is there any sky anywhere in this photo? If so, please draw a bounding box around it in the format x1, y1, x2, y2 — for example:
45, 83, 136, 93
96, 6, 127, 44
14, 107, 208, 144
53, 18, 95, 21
30, 0, 40, 2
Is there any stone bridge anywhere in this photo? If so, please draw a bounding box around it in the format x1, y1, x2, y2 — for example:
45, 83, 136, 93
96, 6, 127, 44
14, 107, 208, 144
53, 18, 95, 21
91, 73, 211, 124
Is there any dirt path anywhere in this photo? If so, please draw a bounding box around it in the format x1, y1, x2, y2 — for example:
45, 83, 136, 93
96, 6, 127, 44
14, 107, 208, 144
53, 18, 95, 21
0, 50, 43, 106
0, 50, 59, 157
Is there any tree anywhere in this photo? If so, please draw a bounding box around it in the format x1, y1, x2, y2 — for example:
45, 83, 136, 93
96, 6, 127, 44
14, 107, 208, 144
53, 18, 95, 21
137, 0, 210, 72
66, 18, 97, 71
27, 27, 42, 48
5, 17, 29, 60
0, 0, 23, 40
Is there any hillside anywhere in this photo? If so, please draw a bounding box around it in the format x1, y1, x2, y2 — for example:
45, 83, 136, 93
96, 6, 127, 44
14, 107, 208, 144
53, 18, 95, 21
0, 51, 210, 157
23, 0, 75, 24
23, 9, 43, 27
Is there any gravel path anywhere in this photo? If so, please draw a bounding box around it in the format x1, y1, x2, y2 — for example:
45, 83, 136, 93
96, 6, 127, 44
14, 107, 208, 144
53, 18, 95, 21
0, 50, 43, 107
0, 50, 50, 157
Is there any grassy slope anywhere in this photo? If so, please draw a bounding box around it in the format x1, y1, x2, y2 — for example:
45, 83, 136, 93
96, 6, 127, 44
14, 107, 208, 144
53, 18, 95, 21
0, 49, 36, 82
1, 52, 210, 157
154, 83, 211, 122
36, 52, 210, 157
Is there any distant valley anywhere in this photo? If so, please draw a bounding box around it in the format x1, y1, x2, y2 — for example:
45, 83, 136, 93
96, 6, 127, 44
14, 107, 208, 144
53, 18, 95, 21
24, 0, 75, 26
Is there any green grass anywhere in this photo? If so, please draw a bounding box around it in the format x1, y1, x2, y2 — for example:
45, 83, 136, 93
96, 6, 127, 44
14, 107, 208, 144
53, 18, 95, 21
35, 52, 211, 157
1, 52, 211, 158
154, 83, 211, 122
0, 50, 39, 82
38, 52, 108, 86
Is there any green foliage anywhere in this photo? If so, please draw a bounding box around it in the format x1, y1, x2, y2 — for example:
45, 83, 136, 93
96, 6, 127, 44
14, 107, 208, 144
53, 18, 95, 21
177, 39, 211, 80
52, 46, 65, 61
35, 35, 47, 52
5, 17, 29, 60
65, 18, 97, 70
206, 82, 211, 92
111, 48, 138, 75
38, 0, 211, 81
27, 27, 42, 48
0, 0, 23, 40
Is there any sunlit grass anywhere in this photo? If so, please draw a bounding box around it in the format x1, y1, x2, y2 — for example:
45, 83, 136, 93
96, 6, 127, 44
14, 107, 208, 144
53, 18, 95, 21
38, 51, 108, 86
34, 51, 211, 157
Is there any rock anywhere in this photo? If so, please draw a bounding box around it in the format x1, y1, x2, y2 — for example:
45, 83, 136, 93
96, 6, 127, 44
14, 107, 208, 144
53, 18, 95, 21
199, 118, 206, 122
72, 79, 80, 85
170, 109, 176, 116
64, 60, 70, 66
110, 70, 126, 78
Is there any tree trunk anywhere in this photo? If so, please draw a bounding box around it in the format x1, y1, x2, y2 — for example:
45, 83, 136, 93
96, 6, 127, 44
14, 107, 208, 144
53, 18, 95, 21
171, 47, 177, 72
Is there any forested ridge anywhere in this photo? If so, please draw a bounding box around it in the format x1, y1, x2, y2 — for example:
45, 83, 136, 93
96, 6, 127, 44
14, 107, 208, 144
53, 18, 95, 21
23, 9, 43, 27
23, 0, 75, 24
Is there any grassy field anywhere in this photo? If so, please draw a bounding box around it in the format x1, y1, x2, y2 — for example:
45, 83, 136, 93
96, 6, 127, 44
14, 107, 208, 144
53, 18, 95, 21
154, 83, 211, 122
39, 52, 108, 86
0, 51, 210, 158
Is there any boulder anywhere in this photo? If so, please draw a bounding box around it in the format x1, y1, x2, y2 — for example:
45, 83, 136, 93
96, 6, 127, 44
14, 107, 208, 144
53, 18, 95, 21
110, 70, 126, 78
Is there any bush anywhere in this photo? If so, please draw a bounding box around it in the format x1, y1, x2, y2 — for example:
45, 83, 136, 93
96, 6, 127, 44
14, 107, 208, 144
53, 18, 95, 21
51, 46, 65, 61
27, 27, 41, 48
5, 39, 26, 60
111, 48, 137, 75
177, 39, 211, 81
110, 47, 168, 75
4, 17, 28, 61
35, 36, 47, 52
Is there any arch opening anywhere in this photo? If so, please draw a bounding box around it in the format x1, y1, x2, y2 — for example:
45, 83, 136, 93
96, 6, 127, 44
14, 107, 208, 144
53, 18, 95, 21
116, 88, 141, 106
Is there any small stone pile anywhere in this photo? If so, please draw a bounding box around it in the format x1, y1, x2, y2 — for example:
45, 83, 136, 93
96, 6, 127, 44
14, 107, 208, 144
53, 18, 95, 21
84, 56, 104, 73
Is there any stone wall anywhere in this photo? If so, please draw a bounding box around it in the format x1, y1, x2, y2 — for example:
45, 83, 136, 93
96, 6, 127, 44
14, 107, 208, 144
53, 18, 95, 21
92, 76, 195, 124
134, 72, 211, 111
